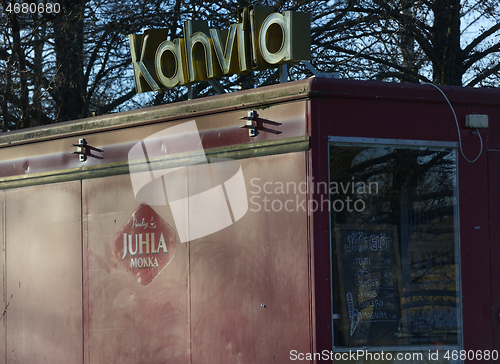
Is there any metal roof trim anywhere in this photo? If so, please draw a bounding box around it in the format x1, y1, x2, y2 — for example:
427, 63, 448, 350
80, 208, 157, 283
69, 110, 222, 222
0, 79, 313, 148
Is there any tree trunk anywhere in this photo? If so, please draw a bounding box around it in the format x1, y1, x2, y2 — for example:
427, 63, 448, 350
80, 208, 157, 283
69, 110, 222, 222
32, 13, 46, 126
398, 1, 416, 72
53, 0, 86, 122
431, 0, 462, 86
11, 12, 30, 129
1, 74, 9, 132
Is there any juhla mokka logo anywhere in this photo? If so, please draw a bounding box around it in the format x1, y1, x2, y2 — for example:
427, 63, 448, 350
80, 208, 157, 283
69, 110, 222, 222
114, 204, 176, 286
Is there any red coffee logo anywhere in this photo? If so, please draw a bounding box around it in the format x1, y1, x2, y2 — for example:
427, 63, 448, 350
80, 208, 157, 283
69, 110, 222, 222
114, 204, 176, 286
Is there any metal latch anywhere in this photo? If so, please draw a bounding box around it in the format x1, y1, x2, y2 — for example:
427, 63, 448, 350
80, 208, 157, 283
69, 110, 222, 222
72, 138, 103, 162
239, 111, 258, 137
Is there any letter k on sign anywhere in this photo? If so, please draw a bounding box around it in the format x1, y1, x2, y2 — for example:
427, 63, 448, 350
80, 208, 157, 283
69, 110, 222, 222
129, 29, 168, 93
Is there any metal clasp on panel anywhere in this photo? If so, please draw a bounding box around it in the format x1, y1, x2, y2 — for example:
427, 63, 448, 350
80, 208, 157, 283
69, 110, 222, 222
72, 138, 103, 162
239, 111, 258, 137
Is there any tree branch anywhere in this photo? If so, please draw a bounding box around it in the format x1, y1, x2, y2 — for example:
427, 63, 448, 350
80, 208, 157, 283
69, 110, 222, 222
98, 88, 136, 114
463, 22, 500, 56
463, 43, 500, 70
466, 62, 500, 87
326, 44, 428, 82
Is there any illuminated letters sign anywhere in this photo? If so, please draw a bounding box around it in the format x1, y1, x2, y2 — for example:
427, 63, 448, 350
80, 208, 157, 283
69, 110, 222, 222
114, 204, 176, 286
128, 6, 310, 93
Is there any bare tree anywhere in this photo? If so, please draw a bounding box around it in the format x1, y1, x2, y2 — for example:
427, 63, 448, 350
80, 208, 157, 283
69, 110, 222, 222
309, 0, 500, 86
1, 0, 500, 131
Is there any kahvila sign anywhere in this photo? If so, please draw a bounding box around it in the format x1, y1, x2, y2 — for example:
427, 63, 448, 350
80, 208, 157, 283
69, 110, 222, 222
128, 6, 310, 92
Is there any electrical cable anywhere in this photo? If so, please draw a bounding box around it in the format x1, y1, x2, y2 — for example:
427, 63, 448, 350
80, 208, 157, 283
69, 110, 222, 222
423, 83, 483, 163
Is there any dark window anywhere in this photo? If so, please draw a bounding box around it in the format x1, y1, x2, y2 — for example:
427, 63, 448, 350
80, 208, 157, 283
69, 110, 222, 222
329, 142, 460, 349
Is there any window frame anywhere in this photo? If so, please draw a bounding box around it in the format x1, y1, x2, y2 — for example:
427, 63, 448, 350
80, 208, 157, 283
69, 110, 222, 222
327, 136, 463, 356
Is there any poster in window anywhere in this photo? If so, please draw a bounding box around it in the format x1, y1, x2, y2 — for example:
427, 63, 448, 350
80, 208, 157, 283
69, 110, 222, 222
335, 224, 407, 347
